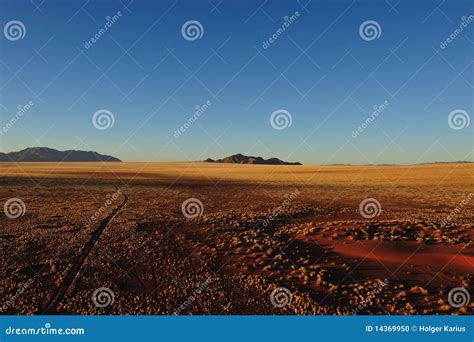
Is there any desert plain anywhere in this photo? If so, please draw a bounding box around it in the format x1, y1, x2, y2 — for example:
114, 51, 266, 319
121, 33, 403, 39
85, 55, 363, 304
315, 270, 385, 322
0, 162, 472, 315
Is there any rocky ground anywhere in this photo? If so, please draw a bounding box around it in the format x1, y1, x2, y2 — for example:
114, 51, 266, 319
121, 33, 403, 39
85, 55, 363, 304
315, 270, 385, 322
0, 164, 472, 315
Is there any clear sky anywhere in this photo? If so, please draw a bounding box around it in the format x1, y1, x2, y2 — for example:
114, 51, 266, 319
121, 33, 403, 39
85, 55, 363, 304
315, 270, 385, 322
0, 0, 472, 164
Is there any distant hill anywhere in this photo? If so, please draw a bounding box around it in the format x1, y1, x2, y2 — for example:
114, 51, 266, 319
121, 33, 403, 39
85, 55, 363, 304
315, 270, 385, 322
204, 153, 302, 165
362, 163, 400, 166
329, 161, 472, 166
419, 161, 473, 165
0, 147, 121, 162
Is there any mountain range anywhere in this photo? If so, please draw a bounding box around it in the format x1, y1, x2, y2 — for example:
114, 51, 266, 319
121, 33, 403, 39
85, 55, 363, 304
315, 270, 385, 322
204, 153, 302, 165
1, 148, 470, 165
0, 147, 121, 162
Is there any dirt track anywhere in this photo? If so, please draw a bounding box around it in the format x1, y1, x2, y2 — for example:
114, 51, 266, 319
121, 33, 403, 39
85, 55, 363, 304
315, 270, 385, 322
40, 185, 128, 314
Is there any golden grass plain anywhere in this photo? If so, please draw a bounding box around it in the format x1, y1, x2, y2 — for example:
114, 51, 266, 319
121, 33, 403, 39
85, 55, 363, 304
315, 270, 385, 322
1, 162, 473, 208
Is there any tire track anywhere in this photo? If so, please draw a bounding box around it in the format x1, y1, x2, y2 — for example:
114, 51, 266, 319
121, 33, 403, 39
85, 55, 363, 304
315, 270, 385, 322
39, 185, 128, 314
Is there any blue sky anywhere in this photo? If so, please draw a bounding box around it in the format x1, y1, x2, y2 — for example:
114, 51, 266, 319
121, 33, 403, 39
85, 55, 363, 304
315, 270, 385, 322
0, 0, 472, 164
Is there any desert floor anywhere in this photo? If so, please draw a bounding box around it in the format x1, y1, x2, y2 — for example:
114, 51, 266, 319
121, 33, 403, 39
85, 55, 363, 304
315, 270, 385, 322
0, 162, 472, 315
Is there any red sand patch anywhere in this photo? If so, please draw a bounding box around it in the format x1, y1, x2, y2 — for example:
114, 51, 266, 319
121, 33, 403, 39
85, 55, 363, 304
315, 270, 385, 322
306, 236, 474, 273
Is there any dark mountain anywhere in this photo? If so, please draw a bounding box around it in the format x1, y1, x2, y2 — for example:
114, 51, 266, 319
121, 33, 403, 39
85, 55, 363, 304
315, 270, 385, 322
0, 147, 121, 162
204, 153, 302, 165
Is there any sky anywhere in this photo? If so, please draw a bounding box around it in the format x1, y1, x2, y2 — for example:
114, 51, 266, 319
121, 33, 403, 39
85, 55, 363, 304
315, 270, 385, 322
0, 0, 472, 164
